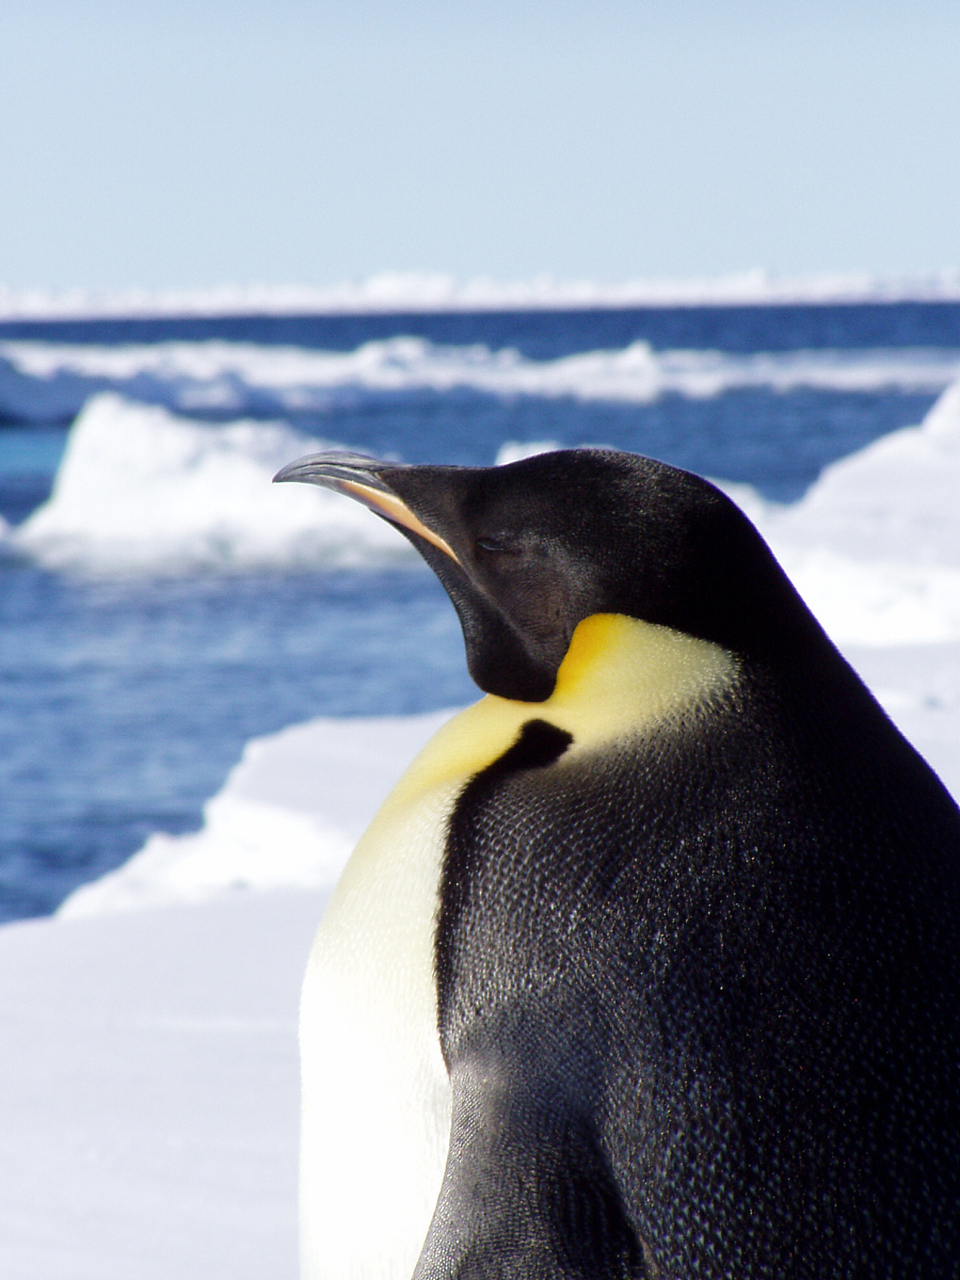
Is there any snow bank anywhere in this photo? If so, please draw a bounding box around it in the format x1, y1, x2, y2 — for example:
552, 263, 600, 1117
751, 379, 960, 644
2, 336, 957, 425
10, 394, 413, 572
0, 888, 322, 1280
58, 710, 455, 917
2, 269, 960, 321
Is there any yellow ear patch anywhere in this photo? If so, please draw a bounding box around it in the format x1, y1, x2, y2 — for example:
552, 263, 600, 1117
389, 613, 738, 806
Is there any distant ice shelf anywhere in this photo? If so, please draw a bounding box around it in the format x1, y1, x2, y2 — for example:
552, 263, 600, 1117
2, 269, 960, 321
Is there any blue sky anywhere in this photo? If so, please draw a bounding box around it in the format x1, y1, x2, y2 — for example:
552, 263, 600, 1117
0, 0, 957, 290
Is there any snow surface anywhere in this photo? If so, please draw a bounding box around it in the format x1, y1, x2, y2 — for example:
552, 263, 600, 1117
0, 889, 323, 1280
2, 269, 960, 320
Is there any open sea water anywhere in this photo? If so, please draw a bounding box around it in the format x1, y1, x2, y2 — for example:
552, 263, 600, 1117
0, 301, 958, 920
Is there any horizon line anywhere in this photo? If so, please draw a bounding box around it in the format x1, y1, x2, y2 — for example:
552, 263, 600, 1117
2, 268, 960, 323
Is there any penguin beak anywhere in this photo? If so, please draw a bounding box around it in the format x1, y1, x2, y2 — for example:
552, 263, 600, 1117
273, 451, 462, 566
274, 449, 567, 700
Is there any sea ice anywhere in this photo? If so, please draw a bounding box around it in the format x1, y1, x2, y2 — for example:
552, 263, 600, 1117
2, 335, 957, 427
755, 378, 960, 644
11, 393, 414, 572
0, 889, 321, 1280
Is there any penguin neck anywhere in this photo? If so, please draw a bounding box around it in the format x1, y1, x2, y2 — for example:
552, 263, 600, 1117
548, 612, 738, 723
392, 613, 739, 802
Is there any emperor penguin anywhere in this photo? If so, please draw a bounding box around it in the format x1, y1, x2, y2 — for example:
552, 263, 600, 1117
274, 448, 960, 1280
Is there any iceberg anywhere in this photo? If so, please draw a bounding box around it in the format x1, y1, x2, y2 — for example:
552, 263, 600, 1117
10, 393, 414, 572
755, 378, 960, 644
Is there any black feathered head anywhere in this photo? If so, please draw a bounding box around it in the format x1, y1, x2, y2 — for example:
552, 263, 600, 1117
275, 449, 816, 701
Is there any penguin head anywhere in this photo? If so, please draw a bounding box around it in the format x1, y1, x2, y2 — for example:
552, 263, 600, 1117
274, 449, 808, 702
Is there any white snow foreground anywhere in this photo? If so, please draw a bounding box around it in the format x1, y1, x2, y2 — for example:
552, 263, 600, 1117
0, 889, 323, 1280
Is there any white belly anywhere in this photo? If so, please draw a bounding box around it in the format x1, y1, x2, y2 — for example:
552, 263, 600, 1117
299, 781, 457, 1280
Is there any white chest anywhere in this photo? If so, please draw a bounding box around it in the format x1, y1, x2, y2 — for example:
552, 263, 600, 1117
299, 782, 457, 1280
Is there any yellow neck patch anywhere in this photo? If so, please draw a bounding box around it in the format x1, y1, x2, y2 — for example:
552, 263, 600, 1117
391, 613, 738, 804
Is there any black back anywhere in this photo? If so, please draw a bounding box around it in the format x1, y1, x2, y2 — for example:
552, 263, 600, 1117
419, 654, 960, 1280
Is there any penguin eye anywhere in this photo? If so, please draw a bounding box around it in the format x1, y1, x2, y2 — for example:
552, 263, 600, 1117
475, 536, 521, 558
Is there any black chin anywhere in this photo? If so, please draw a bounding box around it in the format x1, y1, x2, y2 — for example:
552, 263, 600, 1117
402, 537, 559, 702
274, 451, 576, 702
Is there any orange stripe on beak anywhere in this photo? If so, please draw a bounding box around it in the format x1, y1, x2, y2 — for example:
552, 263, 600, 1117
339, 480, 462, 566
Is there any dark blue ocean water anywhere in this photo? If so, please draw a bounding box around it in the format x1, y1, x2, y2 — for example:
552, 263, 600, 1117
0, 301, 956, 921
2, 299, 958, 360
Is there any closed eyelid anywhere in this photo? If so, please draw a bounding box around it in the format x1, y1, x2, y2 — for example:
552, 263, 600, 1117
475, 537, 521, 554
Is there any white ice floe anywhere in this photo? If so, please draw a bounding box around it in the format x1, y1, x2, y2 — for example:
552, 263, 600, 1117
2, 336, 958, 424
748, 378, 960, 645
58, 710, 455, 918
10, 393, 413, 572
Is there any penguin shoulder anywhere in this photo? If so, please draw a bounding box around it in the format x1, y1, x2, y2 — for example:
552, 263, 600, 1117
391, 612, 740, 808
